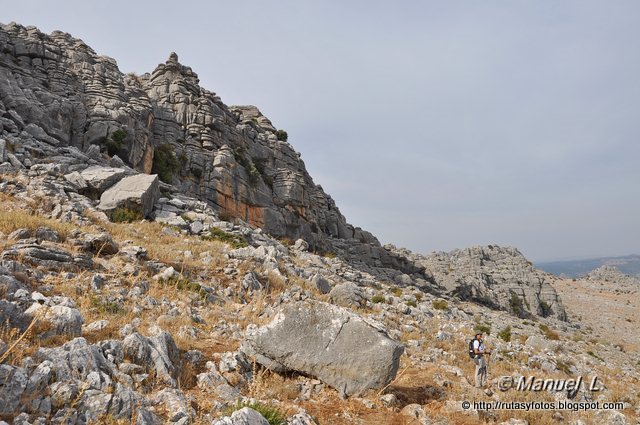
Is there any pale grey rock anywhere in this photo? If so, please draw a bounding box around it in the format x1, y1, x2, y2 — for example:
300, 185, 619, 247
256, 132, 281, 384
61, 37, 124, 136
69, 232, 119, 255
152, 388, 194, 423
79, 165, 126, 195
379, 393, 399, 407
98, 174, 159, 218
122, 331, 180, 387
311, 274, 331, 294
0, 365, 29, 415
35, 338, 116, 382
287, 411, 318, 425
84, 320, 109, 332
23, 303, 83, 337
1, 242, 94, 271
329, 282, 365, 308
0, 139, 6, 162
242, 272, 263, 291
408, 245, 567, 320
242, 300, 404, 396
213, 407, 270, 425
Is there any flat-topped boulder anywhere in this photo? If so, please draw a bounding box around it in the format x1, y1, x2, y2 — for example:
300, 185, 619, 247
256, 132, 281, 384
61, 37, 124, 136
241, 300, 404, 397
98, 174, 160, 219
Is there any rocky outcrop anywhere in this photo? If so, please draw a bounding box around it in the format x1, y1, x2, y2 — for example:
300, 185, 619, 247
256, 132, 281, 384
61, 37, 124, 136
0, 23, 381, 257
390, 245, 567, 320
241, 300, 404, 396
584, 266, 639, 293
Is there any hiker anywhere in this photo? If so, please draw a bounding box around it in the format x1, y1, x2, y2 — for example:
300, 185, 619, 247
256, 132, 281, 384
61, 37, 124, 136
469, 333, 491, 388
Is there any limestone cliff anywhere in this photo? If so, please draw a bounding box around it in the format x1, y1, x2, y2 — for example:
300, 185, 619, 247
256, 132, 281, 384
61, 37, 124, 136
0, 22, 371, 251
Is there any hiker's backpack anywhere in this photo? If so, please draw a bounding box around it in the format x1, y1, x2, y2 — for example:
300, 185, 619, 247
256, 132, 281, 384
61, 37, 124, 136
468, 339, 476, 358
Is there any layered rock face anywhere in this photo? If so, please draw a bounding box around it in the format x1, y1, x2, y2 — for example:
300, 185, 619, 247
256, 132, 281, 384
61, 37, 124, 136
0, 22, 373, 251
398, 245, 567, 320
0, 22, 567, 320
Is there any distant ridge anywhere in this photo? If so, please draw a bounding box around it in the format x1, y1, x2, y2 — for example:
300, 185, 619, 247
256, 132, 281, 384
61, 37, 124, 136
536, 254, 640, 278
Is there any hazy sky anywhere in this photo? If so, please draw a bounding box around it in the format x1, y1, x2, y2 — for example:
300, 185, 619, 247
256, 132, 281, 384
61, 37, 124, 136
3, 1, 639, 261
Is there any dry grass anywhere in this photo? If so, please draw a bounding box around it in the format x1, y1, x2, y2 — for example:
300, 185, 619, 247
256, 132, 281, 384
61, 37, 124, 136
0, 206, 77, 242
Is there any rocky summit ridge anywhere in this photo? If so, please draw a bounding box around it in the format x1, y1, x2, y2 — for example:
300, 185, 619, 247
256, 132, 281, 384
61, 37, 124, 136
1, 22, 637, 424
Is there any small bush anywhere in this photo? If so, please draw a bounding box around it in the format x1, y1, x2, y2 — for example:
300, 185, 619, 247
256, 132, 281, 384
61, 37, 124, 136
152, 143, 180, 183
391, 287, 403, 296
202, 228, 248, 249
414, 293, 423, 302
90, 296, 125, 315
587, 350, 604, 362
371, 294, 386, 304
556, 360, 573, 375
539, 324, 560, 340
225, 401, 287, 425
474, 323, 491, 335
497, 325, 512, 342
538, 300, 552, 317
406, 299, 417, 308
509, 293, 526, 317
110, 207, 143, 223
161, 276, 207, 299
432, 299, 448, 310
102, 129, 127, 157
275, 129, 288, 142
190, 167, 203, 179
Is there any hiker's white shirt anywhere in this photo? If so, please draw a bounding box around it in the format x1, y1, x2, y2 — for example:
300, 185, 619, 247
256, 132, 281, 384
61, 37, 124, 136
473, 340, 485, 354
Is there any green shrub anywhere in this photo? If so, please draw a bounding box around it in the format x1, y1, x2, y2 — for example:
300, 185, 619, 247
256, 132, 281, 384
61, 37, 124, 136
538, 300, 552, 317
391, 287, 402, 296
110, 207, 143, 223
509, 293, 526, 317
190, 167, 203, 179
371, 294, 386, 304
275, 129, 288, 142
201, 227, 248, 249
161, 276, 207, 298
432, 299, 448, 310
556, 360, 573, 375
225, 401, 287, 425
102, 129, 127, 157
474, 323, 491, 335
152, 143, 180, 183
90, 296, 124, 315
539, 324, 560, 340
587, 350, 604, 362
406, 299, 417, 308
497, 325, 512, 342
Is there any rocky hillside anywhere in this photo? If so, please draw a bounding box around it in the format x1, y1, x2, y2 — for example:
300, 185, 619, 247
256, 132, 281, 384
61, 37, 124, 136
0, 22, 638, 424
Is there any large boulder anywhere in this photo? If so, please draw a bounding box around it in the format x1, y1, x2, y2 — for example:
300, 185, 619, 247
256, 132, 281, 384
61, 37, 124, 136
241, 300, 404, 396
98, 174, 160, 219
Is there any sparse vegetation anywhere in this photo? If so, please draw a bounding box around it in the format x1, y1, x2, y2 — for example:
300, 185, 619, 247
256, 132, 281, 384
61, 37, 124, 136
432, 299, 448, 310
497, 325, 512, 342
539, 324, 560, 340
391, 287, 403, 296
406, 299, 417, 308
152, 143, 181, 183
89, 296, 125, 315
225, 401, 287, 425
474, 322, 491, 335
275, 129, 288, 142
102, 128, 127, 157
110, 207, 143, 223
538, 299, 552, 317
201, 227, 248, 249
509, 292, 526, 317
371, 294, 386, 304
